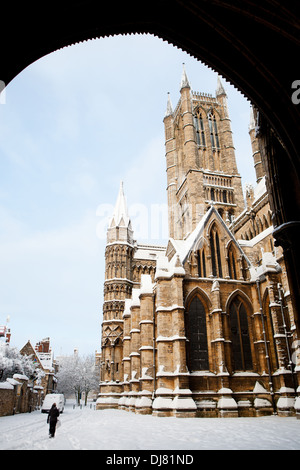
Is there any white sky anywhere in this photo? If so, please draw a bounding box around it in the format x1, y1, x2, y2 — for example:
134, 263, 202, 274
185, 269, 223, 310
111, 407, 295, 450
0, 34, 256, 356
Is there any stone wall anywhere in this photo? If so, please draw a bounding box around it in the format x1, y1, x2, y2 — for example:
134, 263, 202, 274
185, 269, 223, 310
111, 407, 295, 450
0, 382, 15, 417
0, 374, 43, 417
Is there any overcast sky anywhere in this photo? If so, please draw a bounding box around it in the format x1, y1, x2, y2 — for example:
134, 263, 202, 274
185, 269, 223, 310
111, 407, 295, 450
0, 34, 256, 357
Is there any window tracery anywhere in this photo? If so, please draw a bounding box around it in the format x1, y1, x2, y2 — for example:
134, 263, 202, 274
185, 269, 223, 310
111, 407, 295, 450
210, 225, 223, 277
186, 296, 209, 371
229, 296, 253, 371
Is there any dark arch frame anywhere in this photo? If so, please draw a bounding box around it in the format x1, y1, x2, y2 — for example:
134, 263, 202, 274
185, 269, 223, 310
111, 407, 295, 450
1, 2, 299, 159
1, 0, 299, 331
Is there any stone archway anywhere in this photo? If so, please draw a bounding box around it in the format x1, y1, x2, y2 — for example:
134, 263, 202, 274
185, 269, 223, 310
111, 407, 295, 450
1, 0, 299, 329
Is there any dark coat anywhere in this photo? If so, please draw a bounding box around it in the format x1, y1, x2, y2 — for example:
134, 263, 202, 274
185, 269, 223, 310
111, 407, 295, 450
47, 405, 59, 423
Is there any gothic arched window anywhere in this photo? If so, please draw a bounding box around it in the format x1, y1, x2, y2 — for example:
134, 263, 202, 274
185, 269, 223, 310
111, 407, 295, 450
229, 296, 253, 371
197, 250, 201, 277
208, 113, 215, 148
208, 112, 220, 150
194, 112, 206, 147
227, 244, 237, 279
199, 114, 206, 146
197, 249, 206, 278
194, 114, 200, 145
210, 225, 223, 278
186, 296, 209, 371
202, 250, 206, 277
213, 116, 220, 148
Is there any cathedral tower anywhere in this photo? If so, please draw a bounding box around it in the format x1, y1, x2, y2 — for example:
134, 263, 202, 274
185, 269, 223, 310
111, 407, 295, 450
101, 182, 134, 384
164, 66, 245, 240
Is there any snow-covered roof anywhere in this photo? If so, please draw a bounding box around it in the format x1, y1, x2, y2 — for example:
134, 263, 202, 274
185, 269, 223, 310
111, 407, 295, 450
134, 243, 166, 261
238, 225, 273, 248
155, 252, 185, 280
248, 250, 281, 281
168, 206, 248, 266
157, 206, 255, 281
167, 208, 212, 264
0, 326, 6, 337
122, 275, 154, 318
37, 351, 54, 371
13, 373, 28, 381
0, 381, 14, 390
131, 288, 141, 308
253, 176, 266, 203
6, 378, 21, 386
140, 274, 154, 295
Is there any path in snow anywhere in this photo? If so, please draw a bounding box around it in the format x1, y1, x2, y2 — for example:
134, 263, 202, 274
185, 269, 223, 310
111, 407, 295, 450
0, 400, 300, 450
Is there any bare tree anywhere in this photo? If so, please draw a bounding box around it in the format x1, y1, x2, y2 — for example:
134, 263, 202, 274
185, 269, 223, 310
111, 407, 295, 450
56, 353, 99, 405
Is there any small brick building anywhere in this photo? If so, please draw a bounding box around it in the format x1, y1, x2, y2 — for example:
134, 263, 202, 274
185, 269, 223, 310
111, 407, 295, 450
20, 338, 58, 397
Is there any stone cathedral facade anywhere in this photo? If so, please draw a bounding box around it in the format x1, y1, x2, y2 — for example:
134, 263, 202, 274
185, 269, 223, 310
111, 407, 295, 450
97, 68, 300, 417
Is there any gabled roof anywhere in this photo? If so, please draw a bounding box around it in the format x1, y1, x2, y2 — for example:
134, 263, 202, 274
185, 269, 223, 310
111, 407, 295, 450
20, 341, 43, 369
168, 206, 251, 266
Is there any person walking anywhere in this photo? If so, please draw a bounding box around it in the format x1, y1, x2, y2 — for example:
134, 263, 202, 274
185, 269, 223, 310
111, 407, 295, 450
47, 402, 60, 438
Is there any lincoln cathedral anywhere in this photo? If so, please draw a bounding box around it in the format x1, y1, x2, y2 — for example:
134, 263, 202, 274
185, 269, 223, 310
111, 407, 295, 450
97, 67, 299, 417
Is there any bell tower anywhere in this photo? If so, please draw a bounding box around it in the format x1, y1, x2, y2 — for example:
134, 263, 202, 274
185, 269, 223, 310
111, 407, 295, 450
101, 181, 134, 384
164, 66, 245, 240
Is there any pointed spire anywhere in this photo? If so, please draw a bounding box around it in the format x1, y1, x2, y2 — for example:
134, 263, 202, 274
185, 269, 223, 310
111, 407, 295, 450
110, 181, 130, 227
180, 63, 190, 90
249, 105, 256, 132
216, 75, 226, 96
165, 92, 173, 118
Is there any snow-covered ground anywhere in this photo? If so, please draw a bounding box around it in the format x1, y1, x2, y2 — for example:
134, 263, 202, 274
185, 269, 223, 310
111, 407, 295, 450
0, 400, 299, 450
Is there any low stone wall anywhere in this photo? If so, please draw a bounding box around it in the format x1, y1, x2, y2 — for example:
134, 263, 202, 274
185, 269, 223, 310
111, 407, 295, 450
0, 374, 44, 417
